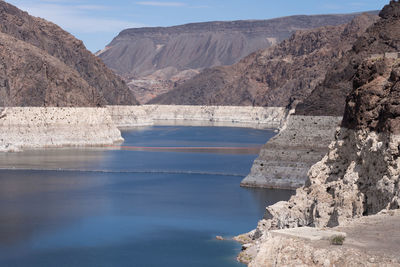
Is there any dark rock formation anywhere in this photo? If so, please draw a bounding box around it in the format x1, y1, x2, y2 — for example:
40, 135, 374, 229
98, 12, 377, 103
0, 32, 104, 107
150, 14, 378, 107
342, 58, 400, 134
0, 1, 138, 107
296, 1, 400, 116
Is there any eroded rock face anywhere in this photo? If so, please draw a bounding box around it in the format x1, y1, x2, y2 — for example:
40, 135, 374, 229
241, 3, 400, 264
259, 128, 400, 232
343, 58, 400, 134
296, 0, 400, 116
0, 107, 123, 152
0, 32, 104, 107
257, 58, 400, 231
0, 1, 138, 107
150, 14, 378, 107
241, 116, 342, 189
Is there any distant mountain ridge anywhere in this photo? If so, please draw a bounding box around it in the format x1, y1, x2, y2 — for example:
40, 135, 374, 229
98, 11, 378, 103
150, 13, 379, 108
0, 1, 138, 107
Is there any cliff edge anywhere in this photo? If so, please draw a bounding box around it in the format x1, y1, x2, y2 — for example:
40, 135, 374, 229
239, 2, 400, 265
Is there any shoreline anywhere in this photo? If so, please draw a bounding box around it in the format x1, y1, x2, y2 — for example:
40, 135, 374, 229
0, 105, 287, 152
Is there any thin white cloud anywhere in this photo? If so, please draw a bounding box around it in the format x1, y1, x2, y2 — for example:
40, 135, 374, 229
188, 5, 210, 9
321, 4, 341, 10
13, 3, 144, 33
136, 1, 186, 7
347, 2, 366, 7
75, 5, 110, 11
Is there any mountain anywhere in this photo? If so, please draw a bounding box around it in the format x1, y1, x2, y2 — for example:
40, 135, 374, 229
0, 1, 138, 107
150, 13, 378, 107
98, 12, 377, 103
295, 2, 400, 116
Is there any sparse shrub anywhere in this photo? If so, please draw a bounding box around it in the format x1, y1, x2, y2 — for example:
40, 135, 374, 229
330, 235, 345, 245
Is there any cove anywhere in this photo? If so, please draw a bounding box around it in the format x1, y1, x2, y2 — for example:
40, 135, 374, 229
0, 126, 294, 267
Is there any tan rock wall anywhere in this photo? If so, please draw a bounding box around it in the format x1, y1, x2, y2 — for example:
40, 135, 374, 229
0, 107, 122, 152
241, 115, 342, 189
108, 105, 287, 129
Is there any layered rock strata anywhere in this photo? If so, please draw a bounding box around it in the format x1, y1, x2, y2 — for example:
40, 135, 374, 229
107, 105, 287, 129
0, 107, 122, 152
241, 116, 342, 189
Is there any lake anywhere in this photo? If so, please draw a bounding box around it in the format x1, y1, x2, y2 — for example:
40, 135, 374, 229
0, 126, 293, 267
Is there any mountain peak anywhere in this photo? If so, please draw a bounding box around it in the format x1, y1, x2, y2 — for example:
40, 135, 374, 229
379, 0, 400, 19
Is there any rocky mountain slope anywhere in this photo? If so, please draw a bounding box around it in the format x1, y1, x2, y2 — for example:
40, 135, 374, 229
238, 2, 400, 264
0, 1, 138, 107
151, 13, 378, 107
98, 13, 375, 103
295, 1, 400, 116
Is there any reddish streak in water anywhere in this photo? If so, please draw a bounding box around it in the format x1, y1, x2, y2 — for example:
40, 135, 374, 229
104, 145, 261, 153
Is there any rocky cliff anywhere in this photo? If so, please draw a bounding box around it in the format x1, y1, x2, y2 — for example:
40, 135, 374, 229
241, 116, 342, 189
98, 13, 375, 103
107, 105, 286, 129
295, 1, 400, 116
0, 107, 123, 152
238, 2, 400, 265
0, 1, 138, 107
151, 13, 378, 107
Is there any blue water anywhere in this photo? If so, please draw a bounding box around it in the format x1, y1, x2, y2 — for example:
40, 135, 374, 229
0, 126, 293, 267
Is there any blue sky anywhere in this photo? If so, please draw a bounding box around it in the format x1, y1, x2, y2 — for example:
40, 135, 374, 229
8, 0, 388, 53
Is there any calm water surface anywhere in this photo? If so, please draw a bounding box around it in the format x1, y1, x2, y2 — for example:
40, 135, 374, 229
0, 126, 294, 267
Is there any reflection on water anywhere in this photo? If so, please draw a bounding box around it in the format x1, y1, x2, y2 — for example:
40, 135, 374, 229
0, 126, 293, 267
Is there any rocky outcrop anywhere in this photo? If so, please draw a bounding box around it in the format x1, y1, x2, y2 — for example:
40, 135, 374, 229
98, 12, 376, 103
0, 107, 123, 152
246, 210, 400, 266
107, 105, 287, 129
0, 1, 138, 107
295, 1, 400, 116
0, 32, 105, 107
150, 14, 378, 107
238, 3, 400, 264
241, 116, 342, 189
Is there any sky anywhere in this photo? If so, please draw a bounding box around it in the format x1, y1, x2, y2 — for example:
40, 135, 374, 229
8, 0, 389, 53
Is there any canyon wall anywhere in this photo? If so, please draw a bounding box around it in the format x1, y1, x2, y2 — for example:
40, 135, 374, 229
241, 115, 342, 189
238, 60, 400, 265
238, 2, 400, 263
0, 107, 122, 152
107, 105, 287, 129
0, 105, 288, 152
